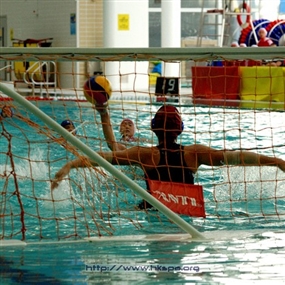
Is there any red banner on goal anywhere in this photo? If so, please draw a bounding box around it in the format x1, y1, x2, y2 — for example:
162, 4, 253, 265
148, 180, 206, 218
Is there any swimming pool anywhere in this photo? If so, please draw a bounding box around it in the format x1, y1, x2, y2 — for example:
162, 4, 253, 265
1, 101, 285, 284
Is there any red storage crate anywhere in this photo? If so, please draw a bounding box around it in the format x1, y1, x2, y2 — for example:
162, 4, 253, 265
191, 66, 240, 106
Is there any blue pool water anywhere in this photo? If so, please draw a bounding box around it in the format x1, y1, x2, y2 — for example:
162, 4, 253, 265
1, 101, 285, 284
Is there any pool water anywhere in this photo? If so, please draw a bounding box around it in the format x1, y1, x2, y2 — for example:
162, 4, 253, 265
1, 229, 285, 284
1, 101, 285, 284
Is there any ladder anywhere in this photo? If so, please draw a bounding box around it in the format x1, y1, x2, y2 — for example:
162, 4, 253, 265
197, 0, 254, 47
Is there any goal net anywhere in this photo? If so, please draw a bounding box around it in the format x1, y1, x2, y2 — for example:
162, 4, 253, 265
1, 47, 285, 242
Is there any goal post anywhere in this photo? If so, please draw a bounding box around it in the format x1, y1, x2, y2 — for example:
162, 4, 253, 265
0, 82, 205, 240
1, 46, 285, 242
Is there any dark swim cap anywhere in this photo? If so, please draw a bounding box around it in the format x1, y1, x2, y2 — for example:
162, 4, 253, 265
61, 120, 75, 128
151, 105, 183, 137
61, 120, 77, 134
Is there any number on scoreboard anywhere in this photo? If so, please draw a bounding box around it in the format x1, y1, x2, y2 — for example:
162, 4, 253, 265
155, 77, 179, 97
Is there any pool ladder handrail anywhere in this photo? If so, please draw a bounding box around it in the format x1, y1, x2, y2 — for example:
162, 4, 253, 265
23, 61, 57, 98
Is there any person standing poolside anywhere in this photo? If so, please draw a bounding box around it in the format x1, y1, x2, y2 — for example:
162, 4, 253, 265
51, 105, 285, 211
257, 28, 276, 47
